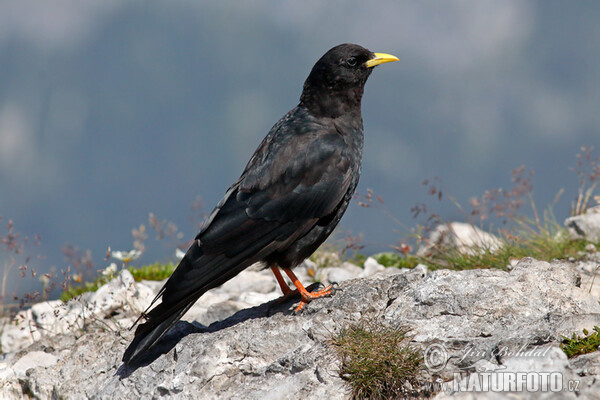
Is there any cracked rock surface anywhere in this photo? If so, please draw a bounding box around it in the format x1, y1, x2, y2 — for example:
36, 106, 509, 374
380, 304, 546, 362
1, 257, 600, 399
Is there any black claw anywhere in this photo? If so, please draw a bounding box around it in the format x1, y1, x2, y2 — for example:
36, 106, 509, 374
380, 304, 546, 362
330, 282, 342, 292
306, 282, 325, 293
292, 307, 303, 315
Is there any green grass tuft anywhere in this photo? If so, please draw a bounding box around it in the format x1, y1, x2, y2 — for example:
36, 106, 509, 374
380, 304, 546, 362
128, 262, 175, 282
373, 226, 593, 272
59, 262, 175, 302
561, 326, 600, 358
421, 223, 594, 271
332, 322, 423, 399
372, 252, 420, 269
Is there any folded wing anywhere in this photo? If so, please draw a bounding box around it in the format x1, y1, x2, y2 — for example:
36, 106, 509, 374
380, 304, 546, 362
123, 109, 356, 363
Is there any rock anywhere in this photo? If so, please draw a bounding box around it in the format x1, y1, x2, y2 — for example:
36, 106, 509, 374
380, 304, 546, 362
568, 350, 600, 396
323, 267, 354, 283
90, 269, 153, 317
387, 258, 599, 346
31, 300, 70, 335
565, 206, 600, 242
573, 259, 600, 300
384, 258, 600, 398
410, 263, 429, 279
220, 269, 276, 295
1, 257, 599, 399
203, 300, 247, 326
0, 270, 155, 353
436, 347, 578, 398
311, 259, 364, 284
360, 256, 385, 277
340, 261, 363, 274
325, 262, 365, 283
237, 291, 279, 307
585, 243, 597, 253
0, 309, 41, 353
417, 222, 503, 257
181, 290, 230, 324
11, 351, 58, 376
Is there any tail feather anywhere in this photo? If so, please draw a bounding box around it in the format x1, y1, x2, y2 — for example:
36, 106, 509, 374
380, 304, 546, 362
123, 243, 206, 364
122, 223, 280, 364
122, 297, 199, 364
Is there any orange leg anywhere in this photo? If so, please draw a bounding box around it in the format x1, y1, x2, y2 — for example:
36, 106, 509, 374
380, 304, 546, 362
283, 268, 333, 312
270, 265, 294, 296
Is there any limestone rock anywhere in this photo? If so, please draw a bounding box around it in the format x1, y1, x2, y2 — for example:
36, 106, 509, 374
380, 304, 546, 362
417, 222, 503, 257
565, 206, 600, 242
0, 270, 154, 353
220, 270, 276, 294
0, 309, 41, 354
0, 257, 599, 399
11, 351, 58, 376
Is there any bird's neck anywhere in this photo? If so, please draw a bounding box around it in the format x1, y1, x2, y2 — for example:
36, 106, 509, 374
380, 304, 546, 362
299, 85, 364, 119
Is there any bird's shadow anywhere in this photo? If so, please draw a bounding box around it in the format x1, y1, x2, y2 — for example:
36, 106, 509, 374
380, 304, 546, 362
116, 283, 325, 379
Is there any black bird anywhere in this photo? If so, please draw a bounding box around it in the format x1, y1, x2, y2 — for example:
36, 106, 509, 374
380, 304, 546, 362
123, 43, 398, 364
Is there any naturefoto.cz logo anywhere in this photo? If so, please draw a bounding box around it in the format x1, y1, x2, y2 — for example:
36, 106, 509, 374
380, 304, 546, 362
422, 342, 580, 393
425, 372, 580, 393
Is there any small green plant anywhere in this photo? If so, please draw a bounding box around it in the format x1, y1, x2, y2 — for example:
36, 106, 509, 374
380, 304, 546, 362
332, 321, 423, 399
422, 231, 594, 271
348, 252, 367, 267
365, 159, 600, 272
372, 252, 420, 269
59, 262, 175, 302
128, 262, 175, 282
561, 326, 600, 358
403, 154, 599, 271
372, 219, 595, 272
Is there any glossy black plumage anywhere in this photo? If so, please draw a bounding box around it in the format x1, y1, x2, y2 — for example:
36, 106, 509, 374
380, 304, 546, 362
123, 44, 396, 364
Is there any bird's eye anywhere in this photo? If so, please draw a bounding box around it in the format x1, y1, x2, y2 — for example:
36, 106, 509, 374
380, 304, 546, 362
346, 57, 357, 67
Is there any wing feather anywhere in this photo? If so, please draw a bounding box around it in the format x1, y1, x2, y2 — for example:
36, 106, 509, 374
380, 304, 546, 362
123, 107, 357, 364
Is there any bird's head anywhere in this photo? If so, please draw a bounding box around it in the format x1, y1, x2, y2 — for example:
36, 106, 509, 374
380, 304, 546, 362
300, 43, 398, 118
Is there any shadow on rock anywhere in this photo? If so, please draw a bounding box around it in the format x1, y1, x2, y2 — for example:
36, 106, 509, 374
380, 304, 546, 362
115, 283, 325, 378
116, 321, 205, 378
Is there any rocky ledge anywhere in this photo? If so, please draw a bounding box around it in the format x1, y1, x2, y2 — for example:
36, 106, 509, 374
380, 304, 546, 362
0, 252, 599, 399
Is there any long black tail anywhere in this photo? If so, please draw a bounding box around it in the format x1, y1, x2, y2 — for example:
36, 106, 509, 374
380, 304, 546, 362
122, 297, 199, 364
122, 239, 255, 365
122, 243, 208, 365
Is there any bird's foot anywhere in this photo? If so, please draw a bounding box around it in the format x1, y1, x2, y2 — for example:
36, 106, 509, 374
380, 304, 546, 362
275, 282, 321, 304
293, 282, 338, 313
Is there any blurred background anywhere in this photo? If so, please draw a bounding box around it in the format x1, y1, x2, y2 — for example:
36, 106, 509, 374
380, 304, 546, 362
1, 1, 599, 299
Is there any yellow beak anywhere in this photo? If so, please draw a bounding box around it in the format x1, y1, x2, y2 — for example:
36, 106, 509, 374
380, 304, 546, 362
365, 53, 399, 68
